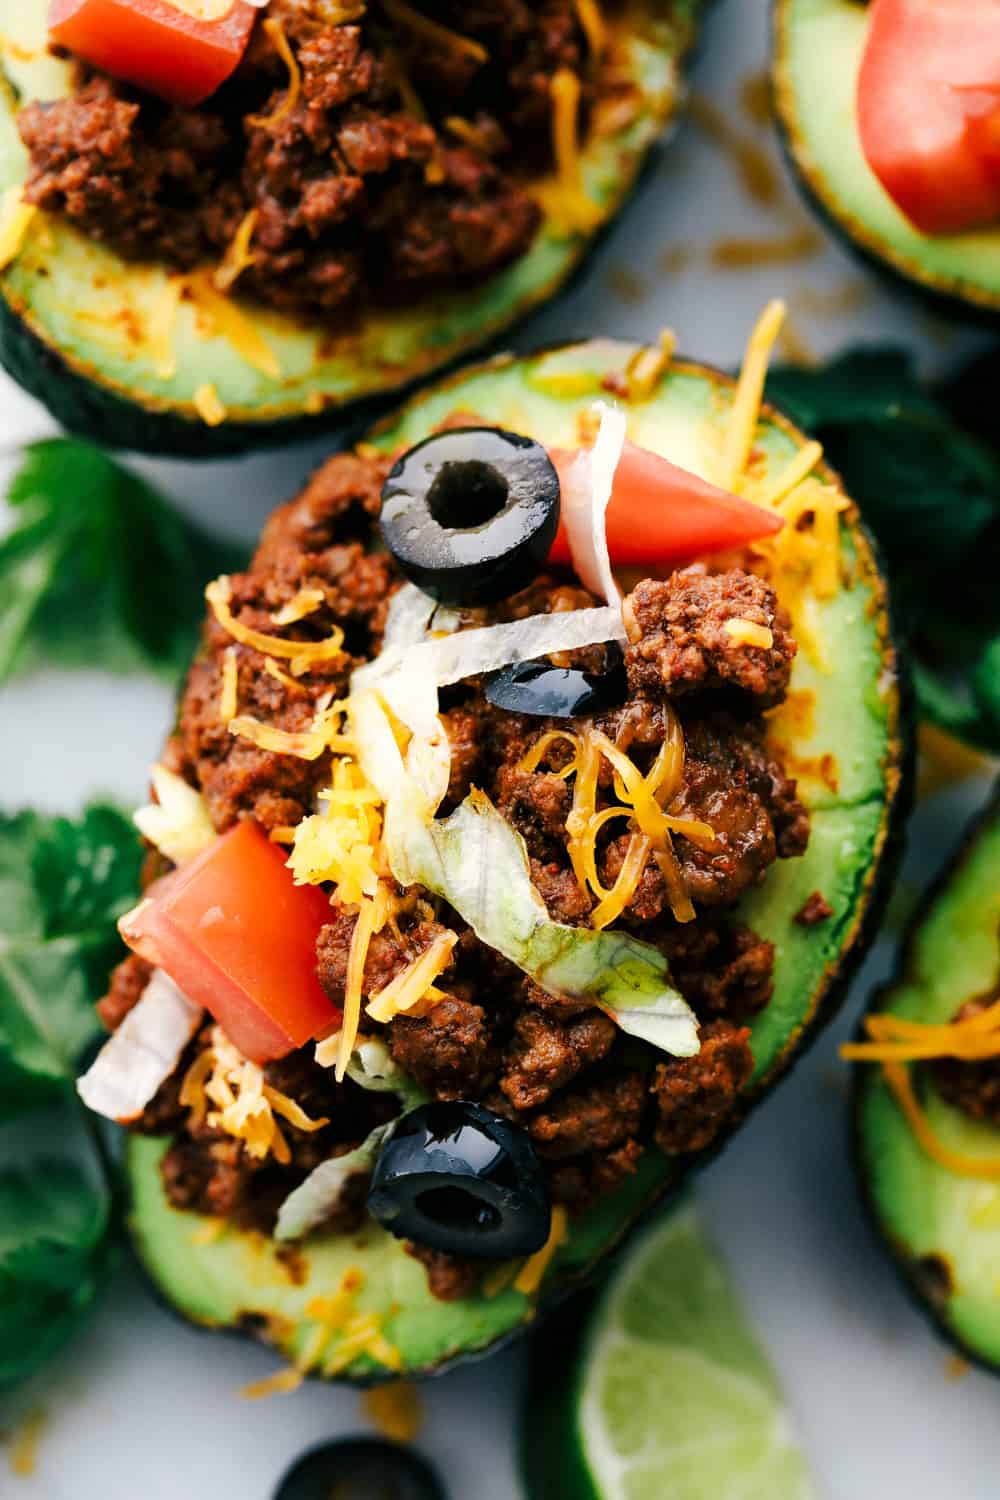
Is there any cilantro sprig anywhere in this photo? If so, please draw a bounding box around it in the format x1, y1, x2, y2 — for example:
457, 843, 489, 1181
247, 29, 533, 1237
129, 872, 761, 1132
767, 349, 1000, 751
0, 439, 243, 685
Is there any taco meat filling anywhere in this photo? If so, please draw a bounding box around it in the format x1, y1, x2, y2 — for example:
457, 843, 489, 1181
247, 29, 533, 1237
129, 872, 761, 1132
98, 437, 811, 1300
17, 0, 635, 320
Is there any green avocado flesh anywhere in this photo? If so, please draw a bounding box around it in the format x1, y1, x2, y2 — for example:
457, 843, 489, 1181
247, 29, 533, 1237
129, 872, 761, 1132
0, 0, 698, 456
127, 342, 908, 1381
856, 790, 1000, 1371
773, 0, 1000, 310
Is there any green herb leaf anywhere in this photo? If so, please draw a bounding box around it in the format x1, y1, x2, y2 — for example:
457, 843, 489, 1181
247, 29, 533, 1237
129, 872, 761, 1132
0, 1159, 110, 1387
767, 349, 1000, 751
0, 804, 142, 1120
0, 439, 243, 684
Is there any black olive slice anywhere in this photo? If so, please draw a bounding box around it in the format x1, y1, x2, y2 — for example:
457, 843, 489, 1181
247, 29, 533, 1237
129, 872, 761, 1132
484, 641, 628, 718
367, 1102, 551, 1259
273, 1438, 445, 1500
380, 427, 560, 606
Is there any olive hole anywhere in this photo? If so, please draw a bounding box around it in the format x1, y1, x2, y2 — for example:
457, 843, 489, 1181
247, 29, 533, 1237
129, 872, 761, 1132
426, 460, 509, 530
416, 1185, 501, 1233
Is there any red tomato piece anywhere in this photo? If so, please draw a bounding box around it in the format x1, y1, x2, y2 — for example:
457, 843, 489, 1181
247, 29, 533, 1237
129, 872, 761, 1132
49, 0, 258, 108
857, 0, 1000, 235
547, 439, 783, 571
120, 821, 340, 1064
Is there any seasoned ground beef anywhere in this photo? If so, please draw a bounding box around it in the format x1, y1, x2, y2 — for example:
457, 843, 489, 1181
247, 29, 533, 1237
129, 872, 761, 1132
653, 1021, 754, 1155
623, 569, 796, 709
18, 0, 609, 321
795, 890, 834, 927
100, 434, 812, 1298
404, 1242, 481, 1302
97, 952, 153, 1031
932, 997, 1000, 1126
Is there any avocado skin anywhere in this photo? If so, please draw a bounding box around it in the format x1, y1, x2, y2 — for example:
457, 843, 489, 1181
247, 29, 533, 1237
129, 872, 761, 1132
852, 783, 1000, 1377
124, 345, 914, 1382
770, 0, 1000, 320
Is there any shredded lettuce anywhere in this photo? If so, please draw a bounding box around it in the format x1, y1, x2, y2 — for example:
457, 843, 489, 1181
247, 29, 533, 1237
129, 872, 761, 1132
388, 789, 699, 1057
77, 970, 202, 1123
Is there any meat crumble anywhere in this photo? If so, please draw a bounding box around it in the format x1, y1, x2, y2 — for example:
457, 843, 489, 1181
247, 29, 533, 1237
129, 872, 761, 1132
17, 0, 631, 322
98, 441, 811, 1298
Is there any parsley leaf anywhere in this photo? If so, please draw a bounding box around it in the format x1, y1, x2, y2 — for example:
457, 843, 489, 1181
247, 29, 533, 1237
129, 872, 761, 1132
0, 804, 142, 1120
767, 349, 1000, 751
0, 439, 243, 684
0, 1159, 111, 1388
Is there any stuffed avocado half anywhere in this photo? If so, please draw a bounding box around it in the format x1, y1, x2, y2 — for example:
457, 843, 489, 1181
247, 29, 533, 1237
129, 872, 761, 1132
86, 321, 910, 1384
0, 0, 699, 457
773, 0, 1000, 313
853, 787, 1000, 1373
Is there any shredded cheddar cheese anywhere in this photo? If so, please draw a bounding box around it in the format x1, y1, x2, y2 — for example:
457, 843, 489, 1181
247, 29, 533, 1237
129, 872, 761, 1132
573, 0, 607, 58
264, 657, 299, 690
382, 0, 487, 63
288, 757, 384, 902
9, 1407, 46, 1478
537, 68, 604, 233
445, 115, 496, 153
214, 208, 259, 293
242, 1366, 305, 1399
194, 382, 227, 427
272, 587, 326, 626
207, 576, 346, 669
148, 275, 183, 379
186, 270, 282, 379
338, 893, 380, 1081
364, 1381, 423, 1442
181, 1026, 329, 1163
365, 931, 457, 1023
724, 618, 774, 650
229, 695, 352, 760
0, 186, 37, 273
514, 1205, 568, 1295
219, 646, 239, 723
248, 17, 302, 129
623, 329, 675, 403
720, 298, 786, 491
843, 1006, 1000, 1179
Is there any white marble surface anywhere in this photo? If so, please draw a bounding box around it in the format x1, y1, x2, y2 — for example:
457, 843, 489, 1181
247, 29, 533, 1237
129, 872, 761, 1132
2, 1, 999, 1496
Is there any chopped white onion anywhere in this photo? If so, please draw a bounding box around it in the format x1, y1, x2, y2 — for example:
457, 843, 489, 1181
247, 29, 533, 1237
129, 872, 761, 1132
559, 401, 627, 607
77, 970, 202, 1124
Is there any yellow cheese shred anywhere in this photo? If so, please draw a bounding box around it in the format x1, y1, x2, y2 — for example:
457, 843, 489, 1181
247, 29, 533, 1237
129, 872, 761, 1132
272, 587, 326, 626
843, 1006, 1000, 1179
148, 275, 183, 380
337, 893, 379, 1081
288, 757, 383, 903
720, 298, 786, 491
228, 696, 352, 761
181, 1027, 329, 1164
0, 186, 37, 272
724, 618, 774, 650
242, 1367, 305, 1400
365, 931, 457, 1023
623, 329, 675, 403
194, 382, 227, 427
514, 1205, 568, 1295
207, 576, 346, 668
540, 67, 603, 233
248, 17, 302, 129
219, 646, 239, 723
364, 1381, 423, 1442
573, 0, 607, 58
9, 1407, 47, 1477
186, 270, 282, 379
382, 0, 488, 63
214, 208, 259, 293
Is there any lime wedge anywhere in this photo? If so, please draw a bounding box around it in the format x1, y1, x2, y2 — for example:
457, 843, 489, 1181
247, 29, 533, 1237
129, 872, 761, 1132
522, 1203, 816, 1500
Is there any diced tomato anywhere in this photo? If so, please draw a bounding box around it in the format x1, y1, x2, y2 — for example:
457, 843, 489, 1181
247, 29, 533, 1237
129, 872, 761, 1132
49, 0, 258, 108
547, 439, 783, 571
857, 0, 1000, 235
120, 821, 340, 1064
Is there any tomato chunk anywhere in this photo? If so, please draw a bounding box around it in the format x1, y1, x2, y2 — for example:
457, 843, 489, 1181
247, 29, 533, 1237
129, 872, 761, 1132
120, 821, 340, 1064
547, 439, 783, 571
49, 0, 258, 108
857, 0, 1000, 235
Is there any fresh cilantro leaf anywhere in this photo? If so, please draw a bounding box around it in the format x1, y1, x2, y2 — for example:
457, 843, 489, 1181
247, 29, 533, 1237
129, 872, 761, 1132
0, 804, 142, 1120
0, 439, 244, 684
767, 349, 1000, 751
0, 1159, 110, 1387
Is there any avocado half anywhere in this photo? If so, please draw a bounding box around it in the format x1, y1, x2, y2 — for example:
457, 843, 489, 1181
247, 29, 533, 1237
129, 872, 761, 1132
855, 784, 1000, 1373
0, 0, 700, 457
127, 339, 911, 1380
773, 0, 1000, 314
